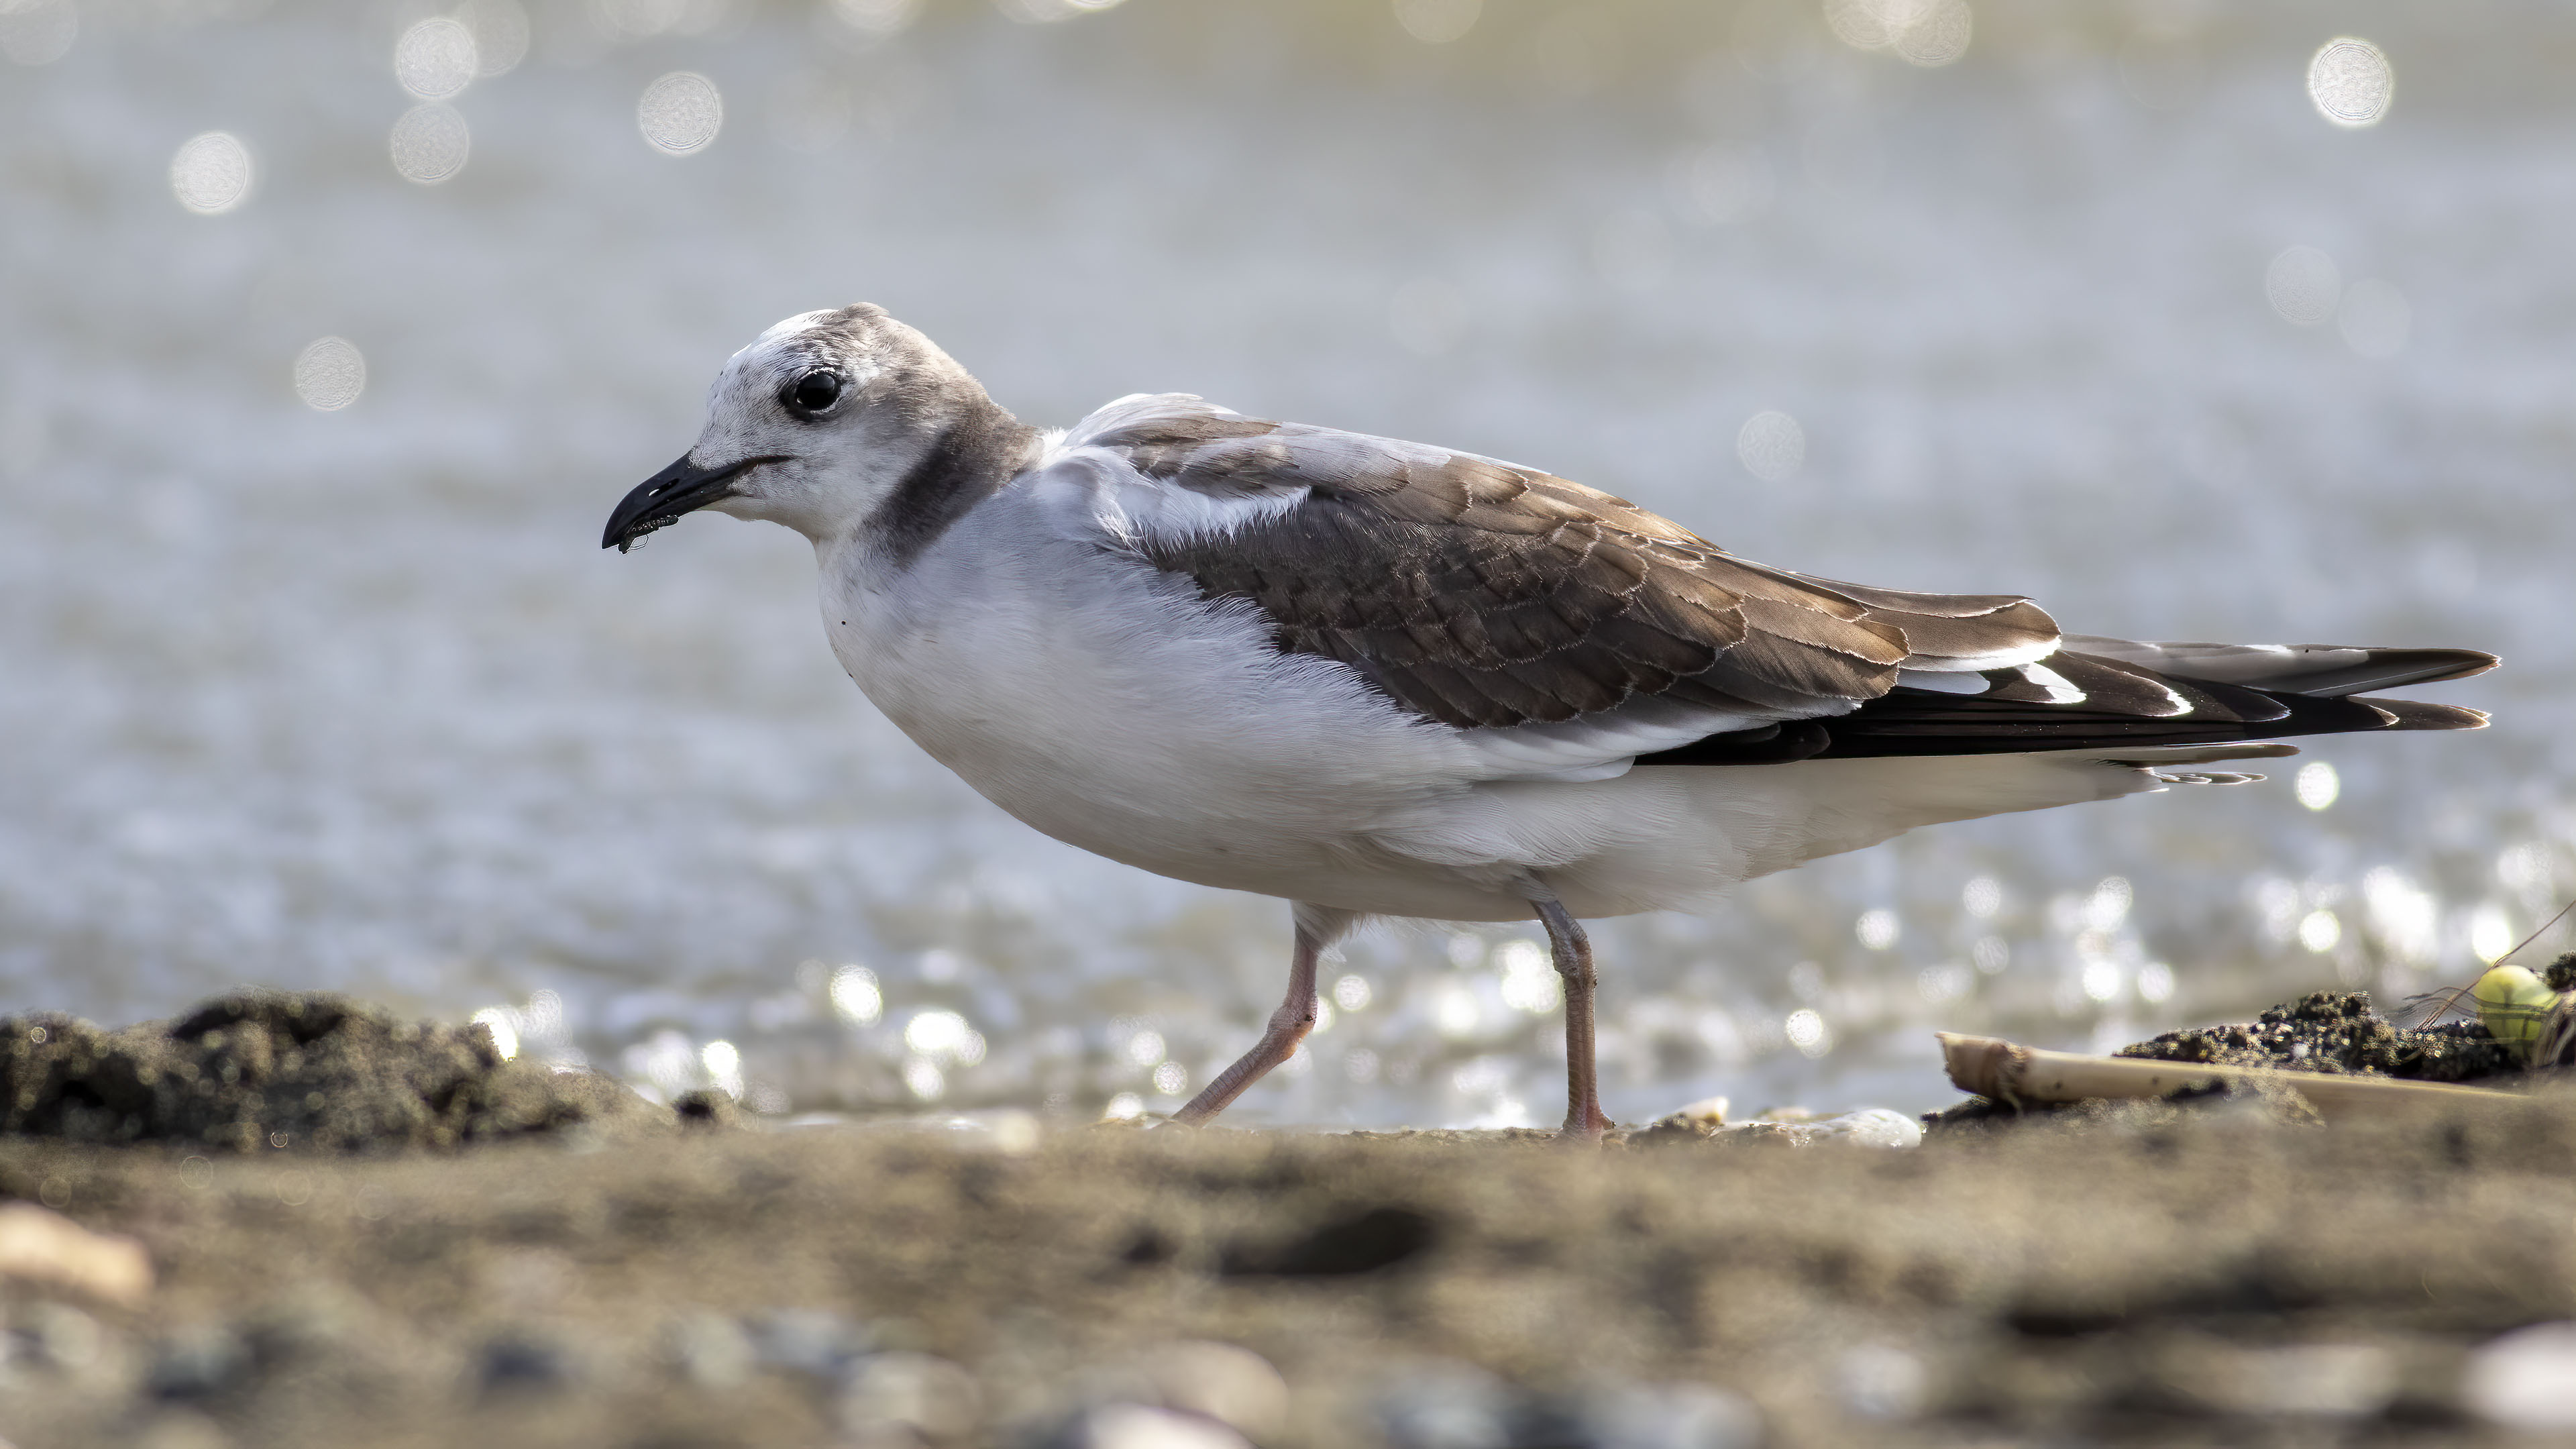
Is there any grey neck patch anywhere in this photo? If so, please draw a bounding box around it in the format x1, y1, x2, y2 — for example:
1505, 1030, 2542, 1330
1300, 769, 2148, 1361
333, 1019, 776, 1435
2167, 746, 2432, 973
866, 396, 1042, 570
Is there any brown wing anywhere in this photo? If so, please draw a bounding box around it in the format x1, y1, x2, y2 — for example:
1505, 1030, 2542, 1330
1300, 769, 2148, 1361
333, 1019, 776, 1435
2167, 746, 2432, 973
1104, 413, 2059, 731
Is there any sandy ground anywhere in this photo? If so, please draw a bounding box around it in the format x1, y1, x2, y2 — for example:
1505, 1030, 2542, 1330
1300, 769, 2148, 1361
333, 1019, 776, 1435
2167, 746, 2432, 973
4, 997, 2576, 1449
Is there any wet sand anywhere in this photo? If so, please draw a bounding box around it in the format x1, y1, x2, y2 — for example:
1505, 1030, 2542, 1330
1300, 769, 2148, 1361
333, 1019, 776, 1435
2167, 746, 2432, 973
4, 998, 2575, 1448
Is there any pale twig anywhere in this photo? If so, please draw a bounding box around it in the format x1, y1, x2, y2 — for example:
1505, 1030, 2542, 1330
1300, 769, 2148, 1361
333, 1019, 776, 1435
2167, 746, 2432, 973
1937, 1033, 2529, 1122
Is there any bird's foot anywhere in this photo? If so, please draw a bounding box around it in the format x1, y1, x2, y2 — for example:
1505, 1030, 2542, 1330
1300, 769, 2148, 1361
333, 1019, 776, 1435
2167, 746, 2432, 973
1558, 1102, 1615, 1142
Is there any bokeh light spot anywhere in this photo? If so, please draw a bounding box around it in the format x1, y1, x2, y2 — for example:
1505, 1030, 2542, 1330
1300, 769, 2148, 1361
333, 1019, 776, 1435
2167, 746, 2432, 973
639, 72, 724, 155
2298, 909, 2343, 954
2265, 246, 2341, 326
1673, 141, 1775, 225
2497, 842, 2550, 891
169, 132, 254, 215
995, 0, 1125, 23
902, 1057, 945, 1100
1855, 908, 1900, 951
2085, 877, 2131, 931
830, 0, 919, 38
1736, 410, 1805, 481
1332, 973, 1373, 1012
2295, 761, 2341, 811
1393, 0, 1479, 45
458, 0, 529, 77
0, 0, 78, 66
1784, 1008, 1831, 1057
394, 17, 478, 101
390, 103, 471, 185
1434, 979, 1481, 1038
292, 337, 366, 411
2137, 962, 2175, 1004
470, 1008, 519, 1061
1497, 943, 1562, 1014
1892, 0, 1970, 67
1150, 1060, 1187, 1095
1825, 0, 1972, 68
2080, 957, 2122, 1002
598, 0, 686, 40
1916, 964, 1969, 1004
2470, 904, 2516, 964
828, 964, 881, 1024
1123, 1028, 1165, 1067
2308, 37, 2392, 127
1962, 876, 2002, 918
904, 1008, 973, 1059
700, 1039, 743, 1097
2337, 279, 2410, 360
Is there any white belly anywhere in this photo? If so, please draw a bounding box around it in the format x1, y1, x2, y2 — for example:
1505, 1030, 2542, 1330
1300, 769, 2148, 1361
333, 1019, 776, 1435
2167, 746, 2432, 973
823, 517, 1519, 910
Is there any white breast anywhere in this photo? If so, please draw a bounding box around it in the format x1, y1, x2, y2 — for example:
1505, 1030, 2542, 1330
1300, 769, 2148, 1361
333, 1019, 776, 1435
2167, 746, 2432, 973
819, 488, 1494, 902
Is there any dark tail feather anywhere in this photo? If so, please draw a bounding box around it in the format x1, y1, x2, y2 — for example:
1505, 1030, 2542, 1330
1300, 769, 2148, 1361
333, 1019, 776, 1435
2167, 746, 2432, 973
1636, 652, 2491, 766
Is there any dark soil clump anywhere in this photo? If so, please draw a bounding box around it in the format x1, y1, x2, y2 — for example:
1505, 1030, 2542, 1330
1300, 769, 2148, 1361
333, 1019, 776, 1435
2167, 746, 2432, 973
0, 989, 668, 1152
2116, 988, 2520, 1082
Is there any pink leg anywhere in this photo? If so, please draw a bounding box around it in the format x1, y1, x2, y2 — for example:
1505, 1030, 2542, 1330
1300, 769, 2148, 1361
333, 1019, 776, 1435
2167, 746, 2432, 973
1534, 897, 1613, 1140
1171, 904, 1354, 1126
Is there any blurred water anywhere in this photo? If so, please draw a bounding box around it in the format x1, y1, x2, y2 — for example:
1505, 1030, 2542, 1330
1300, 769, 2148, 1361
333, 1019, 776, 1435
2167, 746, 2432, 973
4, 0, 2572, 1128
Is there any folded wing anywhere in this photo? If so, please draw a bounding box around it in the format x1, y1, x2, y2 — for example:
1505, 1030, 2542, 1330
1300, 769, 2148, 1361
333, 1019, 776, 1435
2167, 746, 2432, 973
1075, 396, 2055, 733
1064, 396, 2492, 767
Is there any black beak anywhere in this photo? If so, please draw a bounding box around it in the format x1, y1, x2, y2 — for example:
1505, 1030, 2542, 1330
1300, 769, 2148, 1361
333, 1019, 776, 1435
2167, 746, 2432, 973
601, 453, 784, 552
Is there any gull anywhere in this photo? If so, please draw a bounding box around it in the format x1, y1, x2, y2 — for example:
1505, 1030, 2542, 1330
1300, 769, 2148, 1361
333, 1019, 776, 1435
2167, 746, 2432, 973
603, 305, 2496, 1138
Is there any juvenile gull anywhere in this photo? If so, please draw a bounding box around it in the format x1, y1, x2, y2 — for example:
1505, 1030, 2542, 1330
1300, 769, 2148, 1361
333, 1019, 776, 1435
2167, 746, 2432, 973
602, 305, 2496, 1138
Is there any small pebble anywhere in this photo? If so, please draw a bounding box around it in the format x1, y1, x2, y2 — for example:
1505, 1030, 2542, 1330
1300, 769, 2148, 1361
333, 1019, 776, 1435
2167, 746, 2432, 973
1711, 1108, 1921, 1150
1835, 1342, 1928, 1419
1802, 1107, 1923, 1148
1635, 1097, 1731, 1140
6, 1300, 105, 1373
840, 1350, 982, 1438
478, 1330, 574, 1397
663, 1311, 756, 1389
241, 1294, 359, 1369
133, 1410, 232, 1449
1376, 1360, 1514, 1449
1049, 1402, 1252, 1449
671, 1088, 742, 1130
2464, 1320, 2576, 1429
1568, 1384, 1763, 1449
2222, 1343, 2393, 1417
148, 1327, 250, 1402
748, 1306, 869, 1381
1137, 1340, 1289, 1438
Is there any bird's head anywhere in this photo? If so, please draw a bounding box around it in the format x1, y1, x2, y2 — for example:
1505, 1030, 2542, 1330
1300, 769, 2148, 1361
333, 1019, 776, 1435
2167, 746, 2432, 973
602, 304, 1020, 553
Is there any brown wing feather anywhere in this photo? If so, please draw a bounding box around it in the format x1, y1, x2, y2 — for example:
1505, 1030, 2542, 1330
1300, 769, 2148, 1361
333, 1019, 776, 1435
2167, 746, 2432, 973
1117, 417, 2061, 731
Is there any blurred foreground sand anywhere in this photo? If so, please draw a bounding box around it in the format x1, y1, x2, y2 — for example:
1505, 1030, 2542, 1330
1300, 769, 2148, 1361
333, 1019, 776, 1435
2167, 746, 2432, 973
4, 1080, 2574, 1448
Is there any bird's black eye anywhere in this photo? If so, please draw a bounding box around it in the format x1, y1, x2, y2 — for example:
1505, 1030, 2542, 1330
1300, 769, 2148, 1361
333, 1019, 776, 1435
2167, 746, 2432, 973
784, 370, 843, 415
